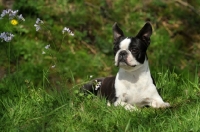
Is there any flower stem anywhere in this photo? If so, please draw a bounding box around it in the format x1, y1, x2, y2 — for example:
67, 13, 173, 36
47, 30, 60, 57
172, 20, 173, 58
8, 42, 11, 76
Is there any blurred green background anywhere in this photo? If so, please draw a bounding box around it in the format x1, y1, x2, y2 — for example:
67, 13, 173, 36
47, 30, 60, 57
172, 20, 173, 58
0, 0, 200, 89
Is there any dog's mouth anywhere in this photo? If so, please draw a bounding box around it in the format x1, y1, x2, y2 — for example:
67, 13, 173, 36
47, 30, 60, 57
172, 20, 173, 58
116, 53, 137, 67
117, 60, 136, 67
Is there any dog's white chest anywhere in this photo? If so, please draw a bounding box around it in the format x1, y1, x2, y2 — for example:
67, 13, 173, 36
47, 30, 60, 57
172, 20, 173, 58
115, 66, 154, 107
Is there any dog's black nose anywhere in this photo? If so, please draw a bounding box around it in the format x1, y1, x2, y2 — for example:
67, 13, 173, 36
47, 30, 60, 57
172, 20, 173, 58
119, 50, 127, 56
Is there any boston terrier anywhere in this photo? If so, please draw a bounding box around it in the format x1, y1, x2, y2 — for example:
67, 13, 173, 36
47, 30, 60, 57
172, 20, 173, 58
82, 22, 170, 110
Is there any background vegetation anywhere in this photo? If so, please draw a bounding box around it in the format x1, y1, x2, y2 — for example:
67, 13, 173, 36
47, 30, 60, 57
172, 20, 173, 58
0, 0, 200, 131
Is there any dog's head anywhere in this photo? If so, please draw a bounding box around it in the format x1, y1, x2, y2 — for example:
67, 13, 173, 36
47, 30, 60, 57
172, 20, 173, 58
113, 22, 152, 71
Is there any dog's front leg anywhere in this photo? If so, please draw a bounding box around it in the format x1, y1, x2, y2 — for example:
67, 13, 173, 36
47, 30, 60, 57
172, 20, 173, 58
145, 86, 170, 108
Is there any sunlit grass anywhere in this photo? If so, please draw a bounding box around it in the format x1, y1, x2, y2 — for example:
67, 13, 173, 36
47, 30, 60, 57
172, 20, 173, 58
0, 1, 200, 131
0, 70, 199, 131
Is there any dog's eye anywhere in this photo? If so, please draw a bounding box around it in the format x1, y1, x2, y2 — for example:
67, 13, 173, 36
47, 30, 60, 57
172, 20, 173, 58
130, 48, 138, 53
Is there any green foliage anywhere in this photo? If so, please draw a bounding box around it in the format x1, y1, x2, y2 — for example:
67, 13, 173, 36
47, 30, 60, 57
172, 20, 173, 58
0, 71, 200, 131
0, 0, 200, 131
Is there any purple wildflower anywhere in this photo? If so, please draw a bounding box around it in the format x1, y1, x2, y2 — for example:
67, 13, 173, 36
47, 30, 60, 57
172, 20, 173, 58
17, 14, 25, 21
35, 18, 43, 24
0, 32, 14, 42
34, 18, 43, 31
45, 44, 50, 49
0, 9, 25, 21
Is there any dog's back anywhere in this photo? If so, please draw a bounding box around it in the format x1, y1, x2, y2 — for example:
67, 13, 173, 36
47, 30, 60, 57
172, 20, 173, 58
82, 76, 116, 103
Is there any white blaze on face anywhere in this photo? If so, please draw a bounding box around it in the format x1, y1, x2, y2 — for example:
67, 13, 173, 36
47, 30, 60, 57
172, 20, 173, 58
120, 38, 131, 50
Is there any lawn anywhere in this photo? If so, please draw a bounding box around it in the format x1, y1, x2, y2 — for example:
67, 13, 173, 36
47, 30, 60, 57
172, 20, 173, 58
0, 0, 200, 131
1, 70, 199, 131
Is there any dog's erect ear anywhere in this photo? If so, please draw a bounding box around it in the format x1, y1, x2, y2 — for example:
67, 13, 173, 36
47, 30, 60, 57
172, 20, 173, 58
113, 22, 124, 44
136, 22, 152, 46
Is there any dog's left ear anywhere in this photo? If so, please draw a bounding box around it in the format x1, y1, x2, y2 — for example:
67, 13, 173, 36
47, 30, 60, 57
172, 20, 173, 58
136, 22, 152, 46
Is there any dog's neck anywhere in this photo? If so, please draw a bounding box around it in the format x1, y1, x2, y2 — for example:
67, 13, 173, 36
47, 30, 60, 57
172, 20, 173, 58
117, 59, 150, 80
119, 59, 149, 73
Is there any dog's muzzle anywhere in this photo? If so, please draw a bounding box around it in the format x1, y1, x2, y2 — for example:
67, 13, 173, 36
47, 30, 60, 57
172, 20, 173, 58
118, 50, 127, 63
117, 50, 136, 67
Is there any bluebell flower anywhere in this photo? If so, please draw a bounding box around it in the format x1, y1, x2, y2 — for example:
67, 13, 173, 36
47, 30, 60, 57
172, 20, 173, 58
45, 44, 50, 49
34, 18, 43, 31
0, 32, 14, 42
0, 10, 8, 18
34, 24, 41, 31
0, 9, 17, 19
0, 9, 25, 21
8, 10, 18, 19
51, 65, 55, 68
0, 32, 6, 40
35, 18, 43, 24
42, 51, 46, 54
62, 27, 74, 36
62, 27, 70, 34
17, 14, 25, 21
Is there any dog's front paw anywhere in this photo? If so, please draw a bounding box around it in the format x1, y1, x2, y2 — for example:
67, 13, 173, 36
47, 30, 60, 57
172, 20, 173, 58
156, 102, 170, 108
124, 104, 138, 111
161, 102, 170, 108
151, 100, 170, 108
114, 101, 138, 111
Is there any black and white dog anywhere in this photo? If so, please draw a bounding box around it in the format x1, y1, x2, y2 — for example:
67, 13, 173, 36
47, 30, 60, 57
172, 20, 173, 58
82, 22, 170, 110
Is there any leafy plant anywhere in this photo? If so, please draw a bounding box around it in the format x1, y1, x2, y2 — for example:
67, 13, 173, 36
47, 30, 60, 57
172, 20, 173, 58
0, 0, 199, 131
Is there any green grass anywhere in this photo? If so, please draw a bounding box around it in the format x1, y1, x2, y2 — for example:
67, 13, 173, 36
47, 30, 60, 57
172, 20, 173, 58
1, 70, 199, 131
0, 0, 200, 131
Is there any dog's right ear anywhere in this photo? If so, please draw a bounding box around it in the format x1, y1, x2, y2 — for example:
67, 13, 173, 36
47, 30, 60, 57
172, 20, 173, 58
113, 22, 124, 44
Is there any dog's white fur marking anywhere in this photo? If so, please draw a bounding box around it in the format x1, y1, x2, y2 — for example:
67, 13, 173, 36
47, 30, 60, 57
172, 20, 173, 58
113, 36, 170, 110
120, 38, 131, 49
94, 80, 102, 90
114, 59, 170, 110
84, 22, 171, 111
115, 38, 140, 67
